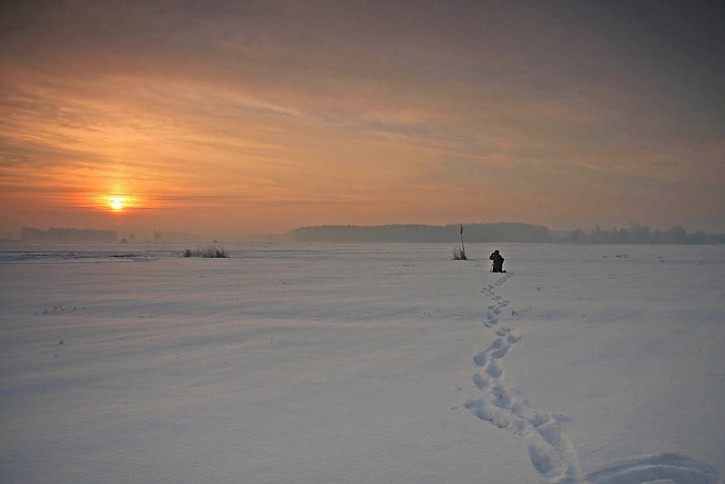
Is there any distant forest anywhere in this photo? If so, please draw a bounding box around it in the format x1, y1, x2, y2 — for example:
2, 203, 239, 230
17, 227, 203, 244
21, 227, 118, 243
291, 223, 725, 244
292, 223, 549, 243
14, 223, 725, 245
562, 224, 725, 244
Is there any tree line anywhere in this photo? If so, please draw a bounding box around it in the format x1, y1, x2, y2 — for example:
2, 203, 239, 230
561, 224, 725, 244
20, 227, 118, 243
293, 223, 725, 244
292, 223, 550, 243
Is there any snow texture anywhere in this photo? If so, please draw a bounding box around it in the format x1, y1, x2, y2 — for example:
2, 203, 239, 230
1, 243, 723, 483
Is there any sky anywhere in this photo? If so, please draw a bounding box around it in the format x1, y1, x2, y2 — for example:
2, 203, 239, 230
1, 0, 724, 237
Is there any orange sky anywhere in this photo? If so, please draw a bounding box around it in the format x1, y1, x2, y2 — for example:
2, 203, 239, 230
1, 1, 724, 238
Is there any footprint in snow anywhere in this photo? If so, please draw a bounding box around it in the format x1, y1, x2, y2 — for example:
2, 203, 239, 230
464, 272, 721, 484
467, 273, 582, 482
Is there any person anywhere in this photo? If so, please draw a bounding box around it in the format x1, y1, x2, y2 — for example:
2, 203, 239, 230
489, 249, 505, 273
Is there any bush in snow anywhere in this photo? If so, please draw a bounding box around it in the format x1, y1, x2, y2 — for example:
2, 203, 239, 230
183, 244, 228, 258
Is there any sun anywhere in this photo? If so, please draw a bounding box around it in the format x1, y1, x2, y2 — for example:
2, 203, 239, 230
94, 193, 141, 213
103, 194, 136, 213
109, 196, 125, 211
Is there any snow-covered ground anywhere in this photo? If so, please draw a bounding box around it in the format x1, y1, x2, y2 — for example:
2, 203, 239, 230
1, 243, 723, 483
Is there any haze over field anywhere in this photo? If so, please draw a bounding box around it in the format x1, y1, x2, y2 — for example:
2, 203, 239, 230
1, 1, 724, 237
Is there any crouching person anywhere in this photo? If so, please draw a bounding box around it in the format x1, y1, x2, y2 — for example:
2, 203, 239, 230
489, 250, 505, 273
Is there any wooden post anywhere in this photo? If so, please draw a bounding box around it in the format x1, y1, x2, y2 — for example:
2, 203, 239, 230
460, 225, 465, 258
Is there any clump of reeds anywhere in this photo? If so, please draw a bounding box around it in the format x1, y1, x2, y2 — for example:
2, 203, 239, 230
452, 247, 468, 260
182, 243, 228, 258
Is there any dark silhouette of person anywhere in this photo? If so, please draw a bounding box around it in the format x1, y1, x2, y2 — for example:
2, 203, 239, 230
489, 249, 505, 273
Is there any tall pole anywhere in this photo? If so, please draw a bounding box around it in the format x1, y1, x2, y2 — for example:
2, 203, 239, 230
460, 225, 465, 255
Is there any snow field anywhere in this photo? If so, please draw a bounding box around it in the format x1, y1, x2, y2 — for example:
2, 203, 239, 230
1, 243, 723, 483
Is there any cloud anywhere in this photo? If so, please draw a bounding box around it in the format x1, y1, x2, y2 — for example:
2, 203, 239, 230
1, 1, 724, 232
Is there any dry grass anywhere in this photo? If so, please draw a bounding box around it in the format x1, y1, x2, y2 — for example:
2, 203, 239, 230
183, 244, 229, 258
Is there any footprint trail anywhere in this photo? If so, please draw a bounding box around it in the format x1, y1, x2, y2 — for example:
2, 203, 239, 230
465, 273, 721, 483
466, 273, 582, 482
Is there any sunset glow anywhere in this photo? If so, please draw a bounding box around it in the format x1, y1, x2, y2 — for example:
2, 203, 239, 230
96, 194, 138, 214
109, 197, 125, 212
1, 1, 723, 238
